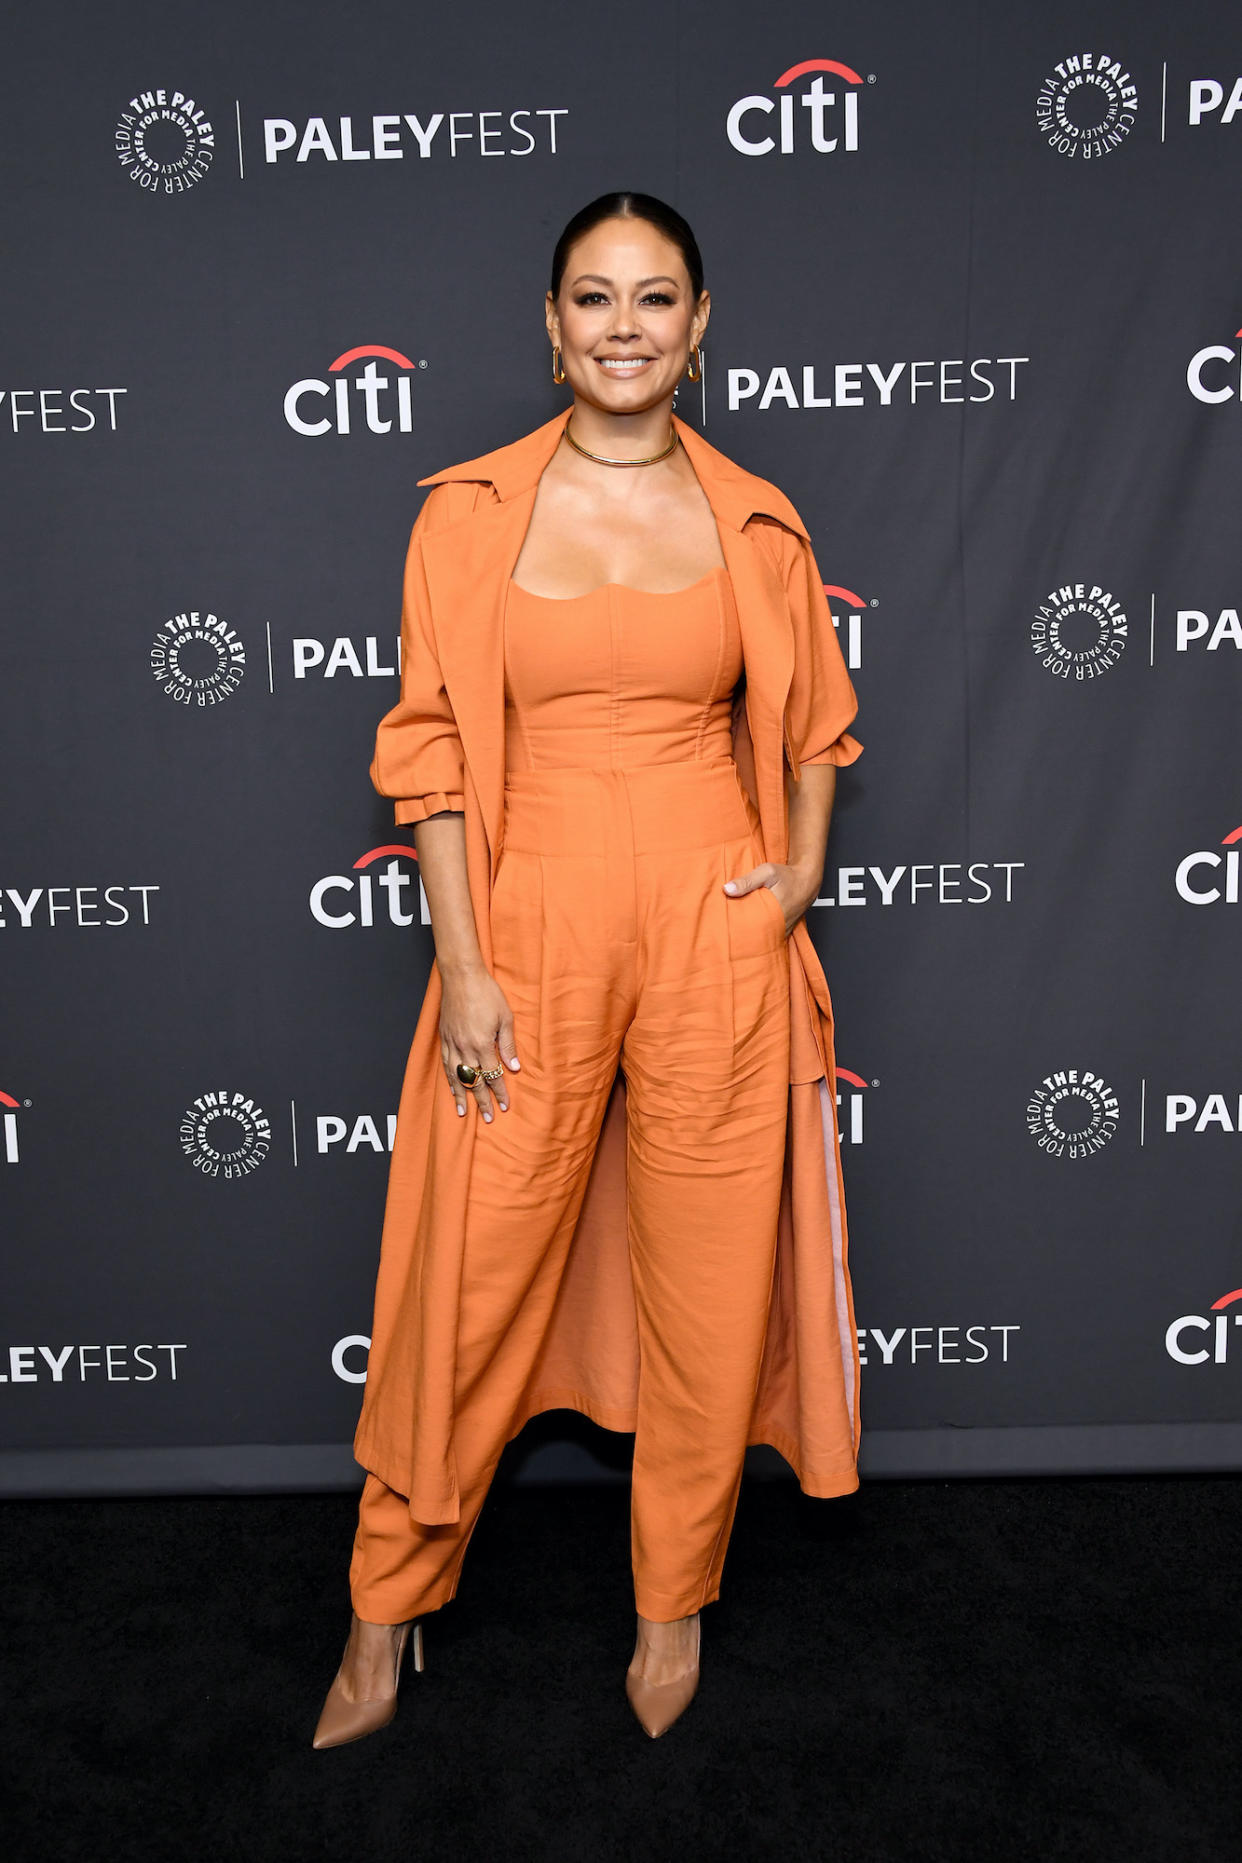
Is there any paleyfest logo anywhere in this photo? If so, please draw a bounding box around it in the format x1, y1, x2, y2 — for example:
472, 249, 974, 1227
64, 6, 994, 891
150, 611, 246, 707
284, 345, 421, 437
1036, 53, 1138, 160
727, 58, 866, 157
179, 1089, 271, 1179
1030, 581, 1128, 681
1188, 324, 1242, 404
114, 88, 215, 194
1175, 824, 1242, 905
1026, 1068, 1120, 1159
1166, 1285, 1242, 1366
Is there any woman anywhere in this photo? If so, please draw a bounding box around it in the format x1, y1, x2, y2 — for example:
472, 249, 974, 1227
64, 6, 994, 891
313, 191, 863, 1748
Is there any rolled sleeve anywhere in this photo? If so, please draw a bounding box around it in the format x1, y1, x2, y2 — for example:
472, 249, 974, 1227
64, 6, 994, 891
370, 493, 467, 823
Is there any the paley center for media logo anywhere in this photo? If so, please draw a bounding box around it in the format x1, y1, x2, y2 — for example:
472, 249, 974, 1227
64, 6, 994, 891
150, 610, 246, 707
1026, 1068, 1120, 1159
1030, 582, 1128, 681
179, 1089, 271, 1179
114, 88, 215, 194
1035, 52, 1138, 160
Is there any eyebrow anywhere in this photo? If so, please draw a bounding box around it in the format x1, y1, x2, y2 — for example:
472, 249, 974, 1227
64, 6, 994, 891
569, 274, 681, 289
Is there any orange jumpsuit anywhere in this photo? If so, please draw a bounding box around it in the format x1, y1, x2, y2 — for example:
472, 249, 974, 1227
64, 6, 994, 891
350, 563, 792, 1623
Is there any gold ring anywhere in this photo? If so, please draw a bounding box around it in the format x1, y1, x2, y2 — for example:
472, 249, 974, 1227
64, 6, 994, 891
480, 1065, 505, 1082
455, 1063, 479, 1086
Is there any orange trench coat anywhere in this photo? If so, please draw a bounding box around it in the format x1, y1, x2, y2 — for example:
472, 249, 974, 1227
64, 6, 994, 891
354, 403, 864, 1525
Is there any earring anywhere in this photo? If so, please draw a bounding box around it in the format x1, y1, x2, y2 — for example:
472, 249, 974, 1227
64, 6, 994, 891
552, 346, 566, 385
687, 343, 703, 383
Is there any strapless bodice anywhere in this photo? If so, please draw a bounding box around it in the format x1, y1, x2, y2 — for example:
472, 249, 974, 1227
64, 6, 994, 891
502, 566, 742, 771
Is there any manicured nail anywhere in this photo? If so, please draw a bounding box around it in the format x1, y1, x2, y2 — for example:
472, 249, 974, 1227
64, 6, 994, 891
456, 1104, 465, 1116
483, 1112, 492, 1122
510, 1058, 521, 1070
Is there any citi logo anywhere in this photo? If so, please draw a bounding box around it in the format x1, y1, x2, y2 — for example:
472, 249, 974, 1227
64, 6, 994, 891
310, 845, 422, 929
1166, 1287, 1242, 1365
727, 58, 864, 157
284, 345, 420, 437
1187, 326, 1242, 404
332, 1335, 371, 1383
1175, 825, 1242, 905
836, 1069, 870, 1145
826, 585, 872, 671
2, 1090, 24, 1165
1188, 80, 1242, 126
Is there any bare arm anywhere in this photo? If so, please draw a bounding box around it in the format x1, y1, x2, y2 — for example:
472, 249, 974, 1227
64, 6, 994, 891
722, 764, 835, 933
414, 810, 520, 1123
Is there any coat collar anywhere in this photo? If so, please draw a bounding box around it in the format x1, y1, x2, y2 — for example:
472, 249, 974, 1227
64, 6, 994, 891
418, 403, 810, 541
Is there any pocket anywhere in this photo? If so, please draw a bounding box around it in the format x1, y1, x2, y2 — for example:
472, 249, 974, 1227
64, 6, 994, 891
754, 880, 788, 941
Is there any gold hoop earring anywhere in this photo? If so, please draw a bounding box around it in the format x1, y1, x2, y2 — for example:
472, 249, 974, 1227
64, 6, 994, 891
687, 343, 703, 384
552, 345, 566, 385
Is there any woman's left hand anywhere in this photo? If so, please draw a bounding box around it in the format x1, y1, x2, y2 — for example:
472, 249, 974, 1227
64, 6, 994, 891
722, 860, 819, 937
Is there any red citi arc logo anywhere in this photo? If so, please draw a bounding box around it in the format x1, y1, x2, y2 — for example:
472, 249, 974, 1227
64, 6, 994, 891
727, 59, 864, 157
310, 845, 422, 928
1175, 824, 1242, 905
1166, 1287, 1242, 1364
836, 1068, 869, 1145
1188, 325, 1242, 404
2, 1090, 23, 1165
825, 584, 871, 671
284, 345, 419, 436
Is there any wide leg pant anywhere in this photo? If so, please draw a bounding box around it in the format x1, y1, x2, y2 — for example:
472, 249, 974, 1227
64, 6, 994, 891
350, 755, 791, 1623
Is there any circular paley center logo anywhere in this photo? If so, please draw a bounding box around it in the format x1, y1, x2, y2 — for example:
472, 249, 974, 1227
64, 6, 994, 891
179, 1090, 271, 1180
1030, 583, 1127, 681
1026, 1069, 1120, 1159
1035, 54, 1138, 160
114, 88, 215, 194
150, 611, 245, 707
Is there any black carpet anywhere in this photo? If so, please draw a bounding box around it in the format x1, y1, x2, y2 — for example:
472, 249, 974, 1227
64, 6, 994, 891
3, 1464, 1240, 1861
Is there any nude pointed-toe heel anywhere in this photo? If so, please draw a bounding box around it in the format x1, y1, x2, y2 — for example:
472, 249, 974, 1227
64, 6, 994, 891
625, 1616, 701, 1739
312, 1619, 424, 1750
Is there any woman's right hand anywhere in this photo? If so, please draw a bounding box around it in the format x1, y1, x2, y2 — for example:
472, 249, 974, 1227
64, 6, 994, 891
439, 965, 521, 1123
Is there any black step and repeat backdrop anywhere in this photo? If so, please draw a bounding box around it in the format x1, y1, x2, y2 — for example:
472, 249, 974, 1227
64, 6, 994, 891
4, 0, 1241, 1495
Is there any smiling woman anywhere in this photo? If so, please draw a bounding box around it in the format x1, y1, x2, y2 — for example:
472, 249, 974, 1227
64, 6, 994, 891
312, 191, 864, 1752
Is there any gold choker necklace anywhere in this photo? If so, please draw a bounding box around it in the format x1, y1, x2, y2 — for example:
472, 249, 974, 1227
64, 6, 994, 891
564, 418, 678, 467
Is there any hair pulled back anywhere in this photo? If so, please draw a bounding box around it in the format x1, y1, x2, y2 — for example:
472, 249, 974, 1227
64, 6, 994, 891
549, 191, 704, 301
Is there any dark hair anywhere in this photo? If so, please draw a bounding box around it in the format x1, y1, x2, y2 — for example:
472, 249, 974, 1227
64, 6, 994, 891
549, 191, 704, 301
